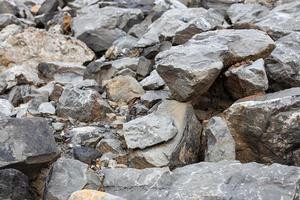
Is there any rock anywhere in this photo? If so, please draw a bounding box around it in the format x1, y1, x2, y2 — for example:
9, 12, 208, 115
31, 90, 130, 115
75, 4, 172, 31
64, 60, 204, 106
140, 90, 170, 108
97, 138, 125, 155
137, 8, 224, 47
37, 0, 59, 15
140, 70, 165, 90
156, 29, 275, 101
57, 87, 112, 122
27, 94, 48, 115
38, 102, 56, 115
105, 75, 145, 104
0, 98, 14, 116
128, 100, 203, 168
0, 1, 19, 15
204, 116, 235, 162
136, 56, 152, 78
73, 146, 102, 165
8, 85, 31, 106
103, 160, 300, 200
202, 0, 243, 13
0, 24, 22, 42
68, 190, 125, 200
223, 88, 300, 165
105, 35, 139, 59
123, 113, 178, 149
0, 14, 21, 30
225, 59, 268, 99
266, 32, 300, 91
0, 117, 58, 169
0, 168, 33, 200
45, 158, 102, 200
67, 126, 105, 147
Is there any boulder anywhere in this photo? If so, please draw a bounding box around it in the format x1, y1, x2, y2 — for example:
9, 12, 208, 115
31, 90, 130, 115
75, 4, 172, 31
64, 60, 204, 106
156, 29, 275, 101
103, 161, 300, 200
0, 117, 58, 168
68, 190, 125, 200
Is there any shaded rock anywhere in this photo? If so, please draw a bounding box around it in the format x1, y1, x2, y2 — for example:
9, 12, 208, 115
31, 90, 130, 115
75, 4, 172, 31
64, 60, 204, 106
8, 85, 31, 106
0, 168, 33, 200
136, 56, 152, 78
27, 94, 48, 115
67, 126, 105, 147
140, 70, 165, 90
140, 90, 170, 108
57, 87, 112, 122
0, 117, 58, 168
73, 146, 102, 165
105, 35, 139, 59
0, 14, 20, 30
105, 75, 144, 104
0, 0, 19, 15
202, 0, 243, 13
225, 59, 268, 99
103, 160, 300, 200
46, 158, 102, 200
37, 0, 59, 15
38, 102, 55, 115
0, 98, 14, 116
266, 32, 300, 91
223, 88, 300, 165
137, 7, 224, 47
128, 100, 203, 168
68, 190, 125, 200
0, 24, 22, 42
156, 29, 275, 101
204, 116, 235, 162
97, 138, 126, 155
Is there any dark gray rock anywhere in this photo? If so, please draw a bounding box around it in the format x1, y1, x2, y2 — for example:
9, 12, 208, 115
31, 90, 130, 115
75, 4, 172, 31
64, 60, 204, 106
136, 56, 152, 78
73, 146, 102, 165
37, 0, 59, 15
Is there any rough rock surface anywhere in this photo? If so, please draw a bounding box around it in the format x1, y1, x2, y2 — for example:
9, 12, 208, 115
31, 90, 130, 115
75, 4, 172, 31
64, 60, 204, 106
68, 190, 125, 200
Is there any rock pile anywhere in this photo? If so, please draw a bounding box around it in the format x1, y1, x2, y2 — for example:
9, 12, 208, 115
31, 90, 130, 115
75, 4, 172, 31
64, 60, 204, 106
0, 0, 300, 199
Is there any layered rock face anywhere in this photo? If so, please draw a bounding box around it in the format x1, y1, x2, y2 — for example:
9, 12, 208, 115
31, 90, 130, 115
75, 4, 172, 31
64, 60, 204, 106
0, 0, 300, 200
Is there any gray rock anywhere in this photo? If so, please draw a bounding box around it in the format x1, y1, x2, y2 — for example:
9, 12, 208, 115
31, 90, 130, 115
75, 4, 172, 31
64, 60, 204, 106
0, 0, 19, 15
123, 113, 178, 149
57, 87, 112, 122
223, 87, 300, 165
137, 7, 224, 47
38, 102, 56, 115
68, 190, 125, 200
27, 94, 48, 115
156, 29, 275, 101
225, 59, 268, 99
105, 35, 139, 59
202, 0, 243, 13
97, 138, 126, 155
204, 116, 235, 162
37, 0, 59, 15
140, 70, 165, 90
73, 146, 102, 165
0, 168, 33, 200
0, 24, 22, 42
8, 85, 31, 106
140, 90, 170, 108
0, 117, 58, 168
136, 56, 152, 78
266, 32, 300, 91
103, 160, 300, 200
46, 158, 102, 200
0, 98, 14, 116
0, 14, 20, 30
128, 100, 203, 168
67, 126, 105, 147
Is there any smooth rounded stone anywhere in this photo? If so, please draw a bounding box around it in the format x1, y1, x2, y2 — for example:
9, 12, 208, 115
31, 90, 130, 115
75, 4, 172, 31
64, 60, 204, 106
37, 61, 86, 84
123, 114, 178, 149
103, 160, 300, 200
225, 59, 268, 99
266, 32, 300, 91
67, 126, 105, 147
0, 98, 14, 116
137, 7, 225, 47
156, 29, 275, 102
0, 117, 58, 168
45, 158, 102, 200
57, 87, 112, 122
204, 116, 235, 162
129, 100, 203, 168
140, 90, 170, 108
223, 88, 300, 165
38, 102, 55, 114
0, 168, 33, 200
68, 189, 125, 200
0, 27, 95, 70
140, 70, 165, 90
73, 146, 102, 165
105, 75, 145, 104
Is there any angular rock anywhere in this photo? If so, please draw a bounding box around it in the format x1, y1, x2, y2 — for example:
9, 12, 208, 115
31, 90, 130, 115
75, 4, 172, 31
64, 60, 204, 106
137, 7, 224, 47
45, 158, 102, 200
0, 98, 14, 116
136, 56, 152, 78
103, 161, 300, 200
68, 190, 125, 200
266, 32, 300, 91
73, 146, 102, 165
225, 59, 268, 99
0, 168, 33, 200
128, 100, 203, 168
105, 35, 139, 59
0, 1, 19, 15
140, 90, 170, 108
37, 0, 59, 15
57, 87, 112, 122
202, 0, 243, 13
8, 85, 31, 106
223, 88, 300, 165
204, 116, 235, 162
0, 14, 20, 30
38, 102, 56, 115
66, 126, 105, 147
140, 70, 165, 90
156, 29, 275, 101
105, 75, 144, 104
0, 117, 58, 168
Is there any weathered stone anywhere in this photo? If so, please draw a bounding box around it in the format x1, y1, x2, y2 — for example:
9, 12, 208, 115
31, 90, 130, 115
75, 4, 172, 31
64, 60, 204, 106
204, 116, 235, 162
202, 0, 243, 13
223, 88, 300, 165
37, 0, 59, 15
0, 168, 33, 200
8, 85, 31, 106
57, 87, 112, 122
38, 102, 56, 115
225, 59, 268, 99
0, 1, 19, 15
105, 75, 144, 104
140, 90, 170, 108
105, 35, 139, 59
156, 29, 275, 101
103, 161, 300, 200
45, 158, 102, 200
0, 98, 14, 116
136, 56, 152, 77
140, 70, 165, 90
68, 190, 125, 200
0, 117, 58, 168
0, 14, 20, 30
97, 138, 126, 155
266, 32, 300, 91
66, 126, 105, 147
73, 146, 102, 165
137, 7, 224, 47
